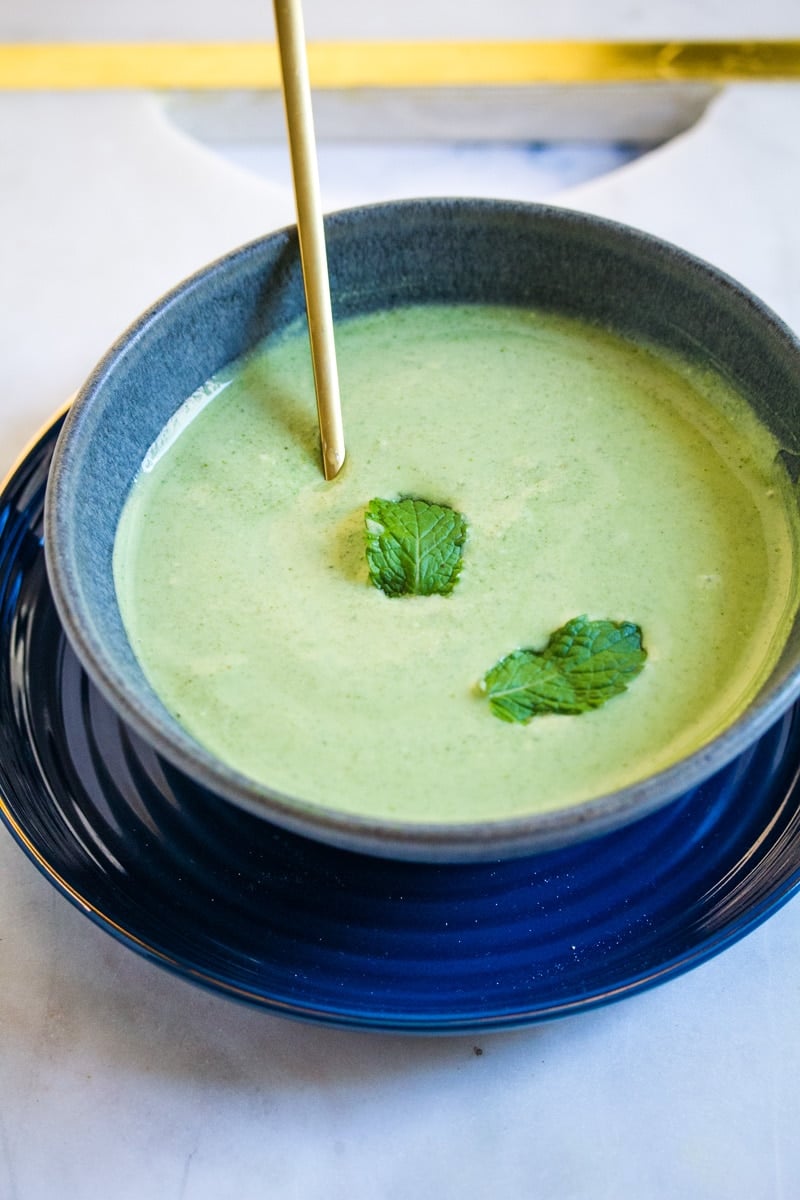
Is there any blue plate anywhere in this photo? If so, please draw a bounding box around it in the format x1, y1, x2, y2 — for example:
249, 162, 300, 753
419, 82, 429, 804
3, 416, 800, 1033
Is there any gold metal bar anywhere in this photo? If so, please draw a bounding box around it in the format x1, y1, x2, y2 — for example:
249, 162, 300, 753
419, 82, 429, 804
273, 0, 345, 480
1, 40, 800, 91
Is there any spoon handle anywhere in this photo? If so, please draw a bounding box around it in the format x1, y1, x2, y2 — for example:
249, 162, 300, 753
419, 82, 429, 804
273, 0, 345, 480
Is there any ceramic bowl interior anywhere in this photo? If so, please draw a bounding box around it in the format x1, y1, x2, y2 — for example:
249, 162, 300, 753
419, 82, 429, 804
44, 198, 800, 860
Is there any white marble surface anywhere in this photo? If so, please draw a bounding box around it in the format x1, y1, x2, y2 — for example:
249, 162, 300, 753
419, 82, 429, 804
5, 0, 800, 41
4, 83, 800, 1198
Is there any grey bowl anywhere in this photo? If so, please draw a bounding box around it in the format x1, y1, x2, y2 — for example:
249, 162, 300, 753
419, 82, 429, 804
44, 198, 800, 860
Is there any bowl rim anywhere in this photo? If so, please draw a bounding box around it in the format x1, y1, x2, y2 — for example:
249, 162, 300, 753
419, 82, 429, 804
43, 196, 800, 861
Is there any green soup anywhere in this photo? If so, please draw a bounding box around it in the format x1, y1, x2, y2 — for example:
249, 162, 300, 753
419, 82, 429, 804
113, 305, 799, 822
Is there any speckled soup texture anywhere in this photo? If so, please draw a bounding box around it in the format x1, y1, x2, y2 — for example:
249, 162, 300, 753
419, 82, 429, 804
113, 302, 799, 822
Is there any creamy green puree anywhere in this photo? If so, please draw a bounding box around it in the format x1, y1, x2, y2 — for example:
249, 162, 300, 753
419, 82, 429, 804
113, 304, 799, 822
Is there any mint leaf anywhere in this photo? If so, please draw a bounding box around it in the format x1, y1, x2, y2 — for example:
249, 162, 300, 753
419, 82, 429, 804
481, 616, 646, 723
480, 649, 588, 722
365, 497, 467, 597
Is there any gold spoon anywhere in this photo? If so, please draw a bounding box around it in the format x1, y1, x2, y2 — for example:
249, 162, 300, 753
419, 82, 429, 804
273, 0, 346, 480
